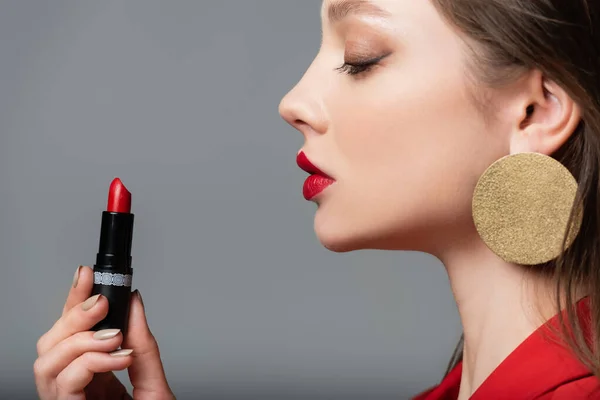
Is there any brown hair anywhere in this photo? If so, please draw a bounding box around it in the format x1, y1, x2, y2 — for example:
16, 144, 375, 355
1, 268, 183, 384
429, 0, 600, 379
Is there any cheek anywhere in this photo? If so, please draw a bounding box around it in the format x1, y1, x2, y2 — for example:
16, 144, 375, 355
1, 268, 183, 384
329, 67, 481, 189
317, 64, 494, 249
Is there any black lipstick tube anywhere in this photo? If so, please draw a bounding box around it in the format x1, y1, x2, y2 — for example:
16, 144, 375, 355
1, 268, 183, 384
91, 211, 134, 333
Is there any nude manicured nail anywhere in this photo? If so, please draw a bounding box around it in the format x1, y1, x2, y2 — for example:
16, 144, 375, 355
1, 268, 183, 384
72, 266, 82, 288
110, 349, 133, 357
135, 289, 144, 309
82, 294, 101, 311
93, 329, 120, 340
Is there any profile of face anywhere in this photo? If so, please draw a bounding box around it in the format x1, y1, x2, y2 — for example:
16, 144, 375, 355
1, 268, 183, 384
279, 0, 566, 256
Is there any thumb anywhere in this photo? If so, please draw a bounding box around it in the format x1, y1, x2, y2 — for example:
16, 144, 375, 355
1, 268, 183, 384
123, 289, 174, 398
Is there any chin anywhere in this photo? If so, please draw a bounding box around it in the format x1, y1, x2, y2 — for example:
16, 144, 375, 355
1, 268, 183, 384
313, 206, 432, 253
315, 231, 363, 253
313, 212, 388, 253
312, 210, 361, 252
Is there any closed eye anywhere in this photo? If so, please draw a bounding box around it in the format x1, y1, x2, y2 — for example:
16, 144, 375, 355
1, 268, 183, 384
335, 53, 390, 76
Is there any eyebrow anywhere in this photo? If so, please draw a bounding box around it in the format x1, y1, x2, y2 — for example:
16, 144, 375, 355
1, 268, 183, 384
326, 0, 391, 24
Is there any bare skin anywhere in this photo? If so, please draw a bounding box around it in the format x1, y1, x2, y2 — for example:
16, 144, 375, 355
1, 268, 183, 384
34, 265, 175, 399
279, 1, 582, 397
34, 1, 584, 399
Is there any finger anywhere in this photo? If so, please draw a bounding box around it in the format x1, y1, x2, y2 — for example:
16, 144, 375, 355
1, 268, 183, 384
55, 350, 133, 399
34, 329, 123, 380
124, 290, 173, 395
62, 265, 95, 316
37, 294, 109, 356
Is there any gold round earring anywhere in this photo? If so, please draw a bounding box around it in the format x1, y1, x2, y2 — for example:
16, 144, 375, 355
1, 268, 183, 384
471, 152, 582, 265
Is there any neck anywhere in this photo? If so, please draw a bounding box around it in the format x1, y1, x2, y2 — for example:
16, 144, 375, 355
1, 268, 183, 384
435, 234, 558, 399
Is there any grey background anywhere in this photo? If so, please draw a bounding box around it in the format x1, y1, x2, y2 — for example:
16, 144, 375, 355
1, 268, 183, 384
0, 1, 461, 399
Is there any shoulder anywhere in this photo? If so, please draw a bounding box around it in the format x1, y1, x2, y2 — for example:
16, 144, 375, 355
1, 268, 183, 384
542, 376, 600, 400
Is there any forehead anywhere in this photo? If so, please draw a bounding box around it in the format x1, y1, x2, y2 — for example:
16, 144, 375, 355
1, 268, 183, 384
320, 0, 446, 29
321, 0, 392, 21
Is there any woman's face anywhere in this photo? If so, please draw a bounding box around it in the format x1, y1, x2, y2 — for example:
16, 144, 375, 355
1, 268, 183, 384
279, 0, 508, 253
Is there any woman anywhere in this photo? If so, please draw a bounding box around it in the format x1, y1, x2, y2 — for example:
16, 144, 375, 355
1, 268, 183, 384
34, 0, 600, 399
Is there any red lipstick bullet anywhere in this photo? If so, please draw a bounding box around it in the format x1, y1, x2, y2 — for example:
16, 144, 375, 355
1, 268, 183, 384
107, 178, 131, 213
91, 177, 135, 333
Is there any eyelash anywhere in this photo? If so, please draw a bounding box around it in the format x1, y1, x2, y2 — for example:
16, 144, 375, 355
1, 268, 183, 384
335, 54, 389, 76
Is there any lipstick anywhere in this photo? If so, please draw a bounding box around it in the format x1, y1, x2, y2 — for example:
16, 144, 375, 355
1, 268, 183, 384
91, 178, 135, 333
296, 151, 335, 200
106, 177, 131, 214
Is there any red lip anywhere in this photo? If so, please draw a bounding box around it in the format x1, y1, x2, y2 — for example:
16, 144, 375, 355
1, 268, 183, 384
296, 151, 335, 200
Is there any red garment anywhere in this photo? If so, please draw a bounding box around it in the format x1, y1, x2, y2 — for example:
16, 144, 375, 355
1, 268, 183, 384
413, 297, 600, 399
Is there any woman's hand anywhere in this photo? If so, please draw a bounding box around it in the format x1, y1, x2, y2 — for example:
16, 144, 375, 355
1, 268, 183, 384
34, 265, 175, 399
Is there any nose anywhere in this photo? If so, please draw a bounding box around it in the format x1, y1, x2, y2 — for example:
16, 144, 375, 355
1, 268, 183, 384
278, 63, 328, 137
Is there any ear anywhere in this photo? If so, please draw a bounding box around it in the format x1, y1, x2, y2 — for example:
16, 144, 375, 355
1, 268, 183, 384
509, 70, 582, 155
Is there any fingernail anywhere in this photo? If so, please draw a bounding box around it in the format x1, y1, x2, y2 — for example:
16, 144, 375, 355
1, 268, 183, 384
72, 266, 82, 288
110, 349, 133, 357
135, 289, 144, 309
93, 329, 120, 340
81, 294, 101, 311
